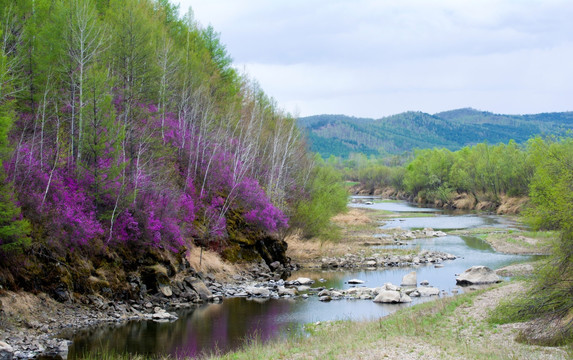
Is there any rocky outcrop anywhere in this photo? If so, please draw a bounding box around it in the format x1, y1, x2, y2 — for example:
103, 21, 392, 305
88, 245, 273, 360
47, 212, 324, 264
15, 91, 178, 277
184, 277, 213, 301
456, 266, 502, 285
225, 211, 291, 278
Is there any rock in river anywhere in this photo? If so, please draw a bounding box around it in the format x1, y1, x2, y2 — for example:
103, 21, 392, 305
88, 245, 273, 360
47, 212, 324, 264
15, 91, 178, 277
373, 290, 412, 303
401, 271, 417, 287
245, 286, 271, 298
291, 277, 314, 285
347, 279, 365, 284
416, 286, 440, 297
456, 266, 501, 285
277, 286, 297, 297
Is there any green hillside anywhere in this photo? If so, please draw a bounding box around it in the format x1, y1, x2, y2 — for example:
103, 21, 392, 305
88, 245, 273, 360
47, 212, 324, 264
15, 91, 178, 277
298, 108, 573, 158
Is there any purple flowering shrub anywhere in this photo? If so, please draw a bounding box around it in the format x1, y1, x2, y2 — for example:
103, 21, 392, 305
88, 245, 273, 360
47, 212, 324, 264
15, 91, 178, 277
9, 147, 103, 249
6, 98, 288, 254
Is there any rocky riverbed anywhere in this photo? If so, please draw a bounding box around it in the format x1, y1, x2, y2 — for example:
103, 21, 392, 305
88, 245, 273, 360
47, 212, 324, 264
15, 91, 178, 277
0, 261, 285, 360
0, 246, 460, 359
319, 249, 456, 269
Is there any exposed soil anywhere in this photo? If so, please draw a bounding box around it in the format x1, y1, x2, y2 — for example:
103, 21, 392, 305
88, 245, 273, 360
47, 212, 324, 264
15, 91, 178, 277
350, 185, 529, 215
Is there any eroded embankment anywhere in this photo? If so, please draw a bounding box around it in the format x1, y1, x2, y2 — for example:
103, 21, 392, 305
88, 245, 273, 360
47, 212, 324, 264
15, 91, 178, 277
350, 185, 529, 215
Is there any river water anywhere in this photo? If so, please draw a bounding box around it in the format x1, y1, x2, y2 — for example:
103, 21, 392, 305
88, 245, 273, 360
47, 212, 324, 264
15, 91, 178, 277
67, 198, 531, 359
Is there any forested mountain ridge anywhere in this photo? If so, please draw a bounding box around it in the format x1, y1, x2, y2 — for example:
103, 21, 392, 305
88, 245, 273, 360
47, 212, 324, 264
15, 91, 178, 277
299, 108, 573, 158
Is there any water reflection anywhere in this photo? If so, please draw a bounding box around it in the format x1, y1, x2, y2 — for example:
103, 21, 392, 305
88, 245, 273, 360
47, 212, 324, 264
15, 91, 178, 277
349, 197, 438, 213
69, 299, 300, 359
461, 235, 496, 251
380, 215, 500, 230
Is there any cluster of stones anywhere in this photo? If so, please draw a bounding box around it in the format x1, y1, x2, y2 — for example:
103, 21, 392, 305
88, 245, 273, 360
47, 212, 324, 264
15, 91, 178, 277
211, 266, 503, 305
388, 227, 448, 242
315, 273, 442, 303
203, 274, 443, 304
0, 339, 68, 360
320, 250, 456, 269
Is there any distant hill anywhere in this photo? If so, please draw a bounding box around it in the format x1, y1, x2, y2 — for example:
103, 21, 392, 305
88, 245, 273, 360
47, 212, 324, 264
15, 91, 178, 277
298, 108, 573, 158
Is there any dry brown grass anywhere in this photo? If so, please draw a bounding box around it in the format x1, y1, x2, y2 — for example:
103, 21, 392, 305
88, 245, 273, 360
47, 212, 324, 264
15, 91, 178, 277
497, 195, 529, 214
286, 232, 331, 262
0, 291, 58, 325
186, 246, 239, 282
452, 192, 477, 209
286, 208, 397, 266
331, 208, 372, 226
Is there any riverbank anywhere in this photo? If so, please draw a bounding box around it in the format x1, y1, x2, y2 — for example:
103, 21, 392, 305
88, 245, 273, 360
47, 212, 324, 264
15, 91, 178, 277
450, 227, 555, 255
0, 258, 287, 359
350, 185, 529, 215
287, 207, 449, 268
0, 203, 553, 359
204, 281, 569, 360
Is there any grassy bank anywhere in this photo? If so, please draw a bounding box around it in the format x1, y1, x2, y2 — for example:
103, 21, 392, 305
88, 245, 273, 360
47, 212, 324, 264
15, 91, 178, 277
451, 226, 555, 255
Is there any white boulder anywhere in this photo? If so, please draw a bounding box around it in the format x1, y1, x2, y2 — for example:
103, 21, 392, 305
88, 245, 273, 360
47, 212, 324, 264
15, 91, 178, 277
456, 266, 501, 285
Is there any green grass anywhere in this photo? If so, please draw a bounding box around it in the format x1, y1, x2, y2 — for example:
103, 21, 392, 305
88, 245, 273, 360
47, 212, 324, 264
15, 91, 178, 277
389, 212, 436, 218
521, 230, 559, 239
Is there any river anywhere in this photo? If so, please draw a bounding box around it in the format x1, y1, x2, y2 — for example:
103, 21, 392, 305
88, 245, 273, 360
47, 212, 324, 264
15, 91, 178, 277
67, 198, 531, 359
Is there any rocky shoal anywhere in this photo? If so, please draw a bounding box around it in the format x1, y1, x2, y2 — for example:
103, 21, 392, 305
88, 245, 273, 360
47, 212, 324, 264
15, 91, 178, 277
319, 249, 456, 269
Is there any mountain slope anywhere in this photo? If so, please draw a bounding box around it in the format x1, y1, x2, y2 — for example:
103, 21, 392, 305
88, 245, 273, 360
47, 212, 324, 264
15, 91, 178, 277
298, 108, 573, 157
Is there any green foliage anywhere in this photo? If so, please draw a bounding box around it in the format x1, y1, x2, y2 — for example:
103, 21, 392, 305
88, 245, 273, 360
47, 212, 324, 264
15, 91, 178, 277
0, 174, 31, 251
488, 290, 536, 325
0, 28, 31, 251
400, 141, 532, 203
291, 160, 348, 238
526, 136, 573, 232
490, 136, 573, 346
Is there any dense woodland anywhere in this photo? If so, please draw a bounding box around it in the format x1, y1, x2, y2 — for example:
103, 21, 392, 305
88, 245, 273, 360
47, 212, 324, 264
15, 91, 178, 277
0, 0, 346, 290
299, 109, 573, 158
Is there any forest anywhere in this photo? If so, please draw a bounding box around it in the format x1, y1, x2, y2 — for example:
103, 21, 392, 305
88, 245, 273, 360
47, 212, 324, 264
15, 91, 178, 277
0, 0, 346, 291
299, 109, 573, 158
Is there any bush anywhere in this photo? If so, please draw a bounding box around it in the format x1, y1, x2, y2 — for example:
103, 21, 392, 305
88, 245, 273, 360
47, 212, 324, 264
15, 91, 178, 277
291, 162, 347, 238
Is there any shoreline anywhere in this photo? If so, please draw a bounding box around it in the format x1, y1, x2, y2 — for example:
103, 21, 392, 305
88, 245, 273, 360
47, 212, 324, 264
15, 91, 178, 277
0, 203, 555, 359
206, 281, 569, 360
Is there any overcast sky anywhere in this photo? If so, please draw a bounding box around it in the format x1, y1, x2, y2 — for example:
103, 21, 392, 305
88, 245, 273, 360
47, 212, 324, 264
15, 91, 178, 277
176, 0, 573, 118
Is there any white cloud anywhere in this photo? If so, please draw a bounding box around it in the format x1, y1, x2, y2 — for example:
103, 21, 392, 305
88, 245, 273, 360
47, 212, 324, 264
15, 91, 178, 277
177, 0, 573, 117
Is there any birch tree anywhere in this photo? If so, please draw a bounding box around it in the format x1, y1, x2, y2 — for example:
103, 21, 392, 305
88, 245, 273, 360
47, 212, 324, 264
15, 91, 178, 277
65, 0, 105, 164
